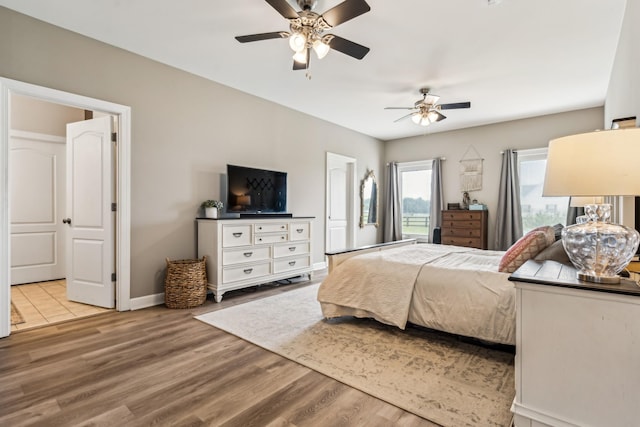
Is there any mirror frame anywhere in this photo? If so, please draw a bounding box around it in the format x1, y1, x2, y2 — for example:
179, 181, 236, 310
360, 169, 379, 228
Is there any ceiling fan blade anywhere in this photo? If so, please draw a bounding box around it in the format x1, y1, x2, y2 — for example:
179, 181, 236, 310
293, 49, 310, 70
321, 0, 371, 28
424, 94, 440, 105
440, 102, 471, 110
394, 113, 415, 123
384, 107, 414, 110
235, 32, 289, 43
326, 35, 370, 59
265, 0, 299, 19
433, 111, 447, 122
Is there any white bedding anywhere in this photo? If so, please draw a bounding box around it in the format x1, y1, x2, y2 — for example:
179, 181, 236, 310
317, 244, 516, 345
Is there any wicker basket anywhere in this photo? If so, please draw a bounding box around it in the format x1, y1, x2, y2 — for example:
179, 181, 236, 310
164, 256, 207, 309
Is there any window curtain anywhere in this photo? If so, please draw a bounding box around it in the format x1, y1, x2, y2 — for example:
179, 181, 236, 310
429, 158, 444, 243
495, 149, 523, 250
383, 162, 402, 242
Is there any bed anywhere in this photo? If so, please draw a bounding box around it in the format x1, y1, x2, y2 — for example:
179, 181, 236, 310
317, 240, 517, 345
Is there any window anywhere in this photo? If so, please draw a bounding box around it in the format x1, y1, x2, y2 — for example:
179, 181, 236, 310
518, 148, 569, 233
398, 160, 433, 241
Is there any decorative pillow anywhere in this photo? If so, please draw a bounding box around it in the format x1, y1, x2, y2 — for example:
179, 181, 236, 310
533, 240, 572, 265
529, 225, 556, 246
499, 230, 553, 273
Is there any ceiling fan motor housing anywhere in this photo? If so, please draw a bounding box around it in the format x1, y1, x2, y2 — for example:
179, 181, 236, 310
297, 0, 318, 11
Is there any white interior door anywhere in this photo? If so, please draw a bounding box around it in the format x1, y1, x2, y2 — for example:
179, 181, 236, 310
326, 153, 356, 252
66, 116, 114, 308
10, 132, 66, 284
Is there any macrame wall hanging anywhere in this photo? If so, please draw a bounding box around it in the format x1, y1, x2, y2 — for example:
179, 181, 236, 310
459, 145, 484, 192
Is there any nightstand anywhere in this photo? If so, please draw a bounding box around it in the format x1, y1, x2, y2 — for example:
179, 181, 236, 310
509, 260, 640, 427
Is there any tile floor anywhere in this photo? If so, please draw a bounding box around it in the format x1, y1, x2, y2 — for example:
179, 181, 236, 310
11, 280, 112, 332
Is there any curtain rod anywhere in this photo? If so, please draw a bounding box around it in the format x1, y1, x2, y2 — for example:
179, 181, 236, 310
386, 157, 446, 166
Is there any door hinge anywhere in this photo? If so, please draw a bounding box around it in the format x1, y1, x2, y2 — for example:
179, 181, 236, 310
111, 272, 116, 282
111, 132, 117, 142
111, 203, 117, 212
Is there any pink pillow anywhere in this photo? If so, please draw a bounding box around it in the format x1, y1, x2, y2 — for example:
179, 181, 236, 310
529, 225, 556, 246
499, 229, 554, 273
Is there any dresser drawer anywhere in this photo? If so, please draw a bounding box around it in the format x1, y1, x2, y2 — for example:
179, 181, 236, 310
255, 223, 288, 233
442, 236, 482, 248
273, 255, 310, 274
222, 246, 271, 266
290, 222, 310, 241
443, 220, 481, 229
222, 225, 252, 247
442, 211, 484, 221
254, 233, 288, 245
441, 227, 482, 238
222, 261, 271, 283
273, 241, 310, 258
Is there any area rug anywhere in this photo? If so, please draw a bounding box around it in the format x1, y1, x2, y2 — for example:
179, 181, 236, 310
11, 302, 25, 325
196, 284, 515, 427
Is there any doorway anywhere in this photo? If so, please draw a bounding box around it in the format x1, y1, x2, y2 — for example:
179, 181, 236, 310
325, 152, 357, 253
0, 77, 132, 338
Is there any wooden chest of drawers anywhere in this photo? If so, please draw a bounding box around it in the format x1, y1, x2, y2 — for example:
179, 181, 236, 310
440, 210, 488, 249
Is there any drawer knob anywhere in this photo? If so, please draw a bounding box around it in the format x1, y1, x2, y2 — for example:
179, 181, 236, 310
257, 226, 262, 230
233, 232, 243, 238
296, 228, 304, 233
243, 268, 253, 274
281, 236, 285, 240
258, 238, 262, 242
289, 261, 296, 266
243, 252, 253, 257
281, 225, 286, 229
289, 247, 296, 252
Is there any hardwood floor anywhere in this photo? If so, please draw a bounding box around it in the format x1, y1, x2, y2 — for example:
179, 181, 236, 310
0, 277, 439, 427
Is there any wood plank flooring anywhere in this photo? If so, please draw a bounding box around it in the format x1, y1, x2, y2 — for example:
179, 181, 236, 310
0, 277, 439, 427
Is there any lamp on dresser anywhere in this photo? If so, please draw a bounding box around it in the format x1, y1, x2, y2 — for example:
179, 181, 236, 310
543, 128, 640, 283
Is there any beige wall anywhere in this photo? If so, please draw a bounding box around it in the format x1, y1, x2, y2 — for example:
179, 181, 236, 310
10, 95, 85, 135
385, 107, 604, 249
0, 7, 384, 299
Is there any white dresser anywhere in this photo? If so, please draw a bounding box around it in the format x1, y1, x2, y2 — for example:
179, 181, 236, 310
197, 217, 313, 302
509, 260, 640, 427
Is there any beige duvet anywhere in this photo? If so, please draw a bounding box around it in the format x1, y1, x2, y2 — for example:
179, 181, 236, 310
317, 244, 516, 345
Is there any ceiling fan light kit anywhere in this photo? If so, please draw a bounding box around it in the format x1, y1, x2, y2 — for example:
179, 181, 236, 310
386, 88, 471, 127
235, 0, 371, 70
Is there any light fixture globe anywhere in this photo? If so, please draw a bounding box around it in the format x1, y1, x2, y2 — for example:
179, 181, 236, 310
561, 204, 640, 284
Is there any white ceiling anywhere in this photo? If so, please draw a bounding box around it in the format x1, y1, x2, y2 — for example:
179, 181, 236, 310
0, 0, 628, 141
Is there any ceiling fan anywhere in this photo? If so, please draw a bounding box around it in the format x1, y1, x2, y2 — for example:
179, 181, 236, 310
385, 88, 471, 126
235, 0, 371, 70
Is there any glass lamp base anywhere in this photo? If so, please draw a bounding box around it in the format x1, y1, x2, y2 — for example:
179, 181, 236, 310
576, 272, 621, 284
562, 204, 640, 285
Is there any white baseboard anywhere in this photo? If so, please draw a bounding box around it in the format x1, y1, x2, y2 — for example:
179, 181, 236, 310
129, 262, 326, 311
129, 292, 164, 310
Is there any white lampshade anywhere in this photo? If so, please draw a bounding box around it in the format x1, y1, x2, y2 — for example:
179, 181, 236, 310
292, 50, 308, 64
289, 33, 306, 52
543, 128, 640, 197
312, 40, 330, 59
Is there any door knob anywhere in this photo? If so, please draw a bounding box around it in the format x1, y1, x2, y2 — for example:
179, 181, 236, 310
62, 218, 72, 225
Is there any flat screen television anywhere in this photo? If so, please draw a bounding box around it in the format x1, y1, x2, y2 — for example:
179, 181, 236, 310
226, 164, 287, 214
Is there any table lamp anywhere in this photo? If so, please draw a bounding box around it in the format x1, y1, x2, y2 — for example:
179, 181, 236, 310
543, 128, 640, 283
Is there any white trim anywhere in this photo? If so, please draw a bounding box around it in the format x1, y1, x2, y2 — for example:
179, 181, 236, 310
0, 77, 132, 338
313, 261, 327, 271
130, 293, 165, 311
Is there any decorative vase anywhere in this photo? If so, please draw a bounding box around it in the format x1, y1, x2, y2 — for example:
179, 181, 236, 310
562, 204, 640, 283
204, 207, 218, 219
